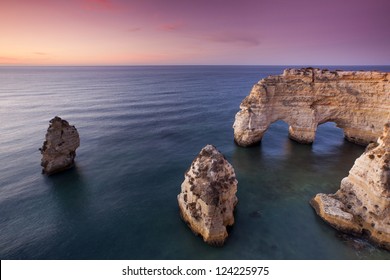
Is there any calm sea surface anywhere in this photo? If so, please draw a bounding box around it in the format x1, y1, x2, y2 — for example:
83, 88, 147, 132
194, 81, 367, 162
0, 65, 389, 259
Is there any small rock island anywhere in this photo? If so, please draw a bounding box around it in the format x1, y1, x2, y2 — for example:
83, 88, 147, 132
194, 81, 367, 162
177, 145, 238, 246
233, 68, 389, 146
40, 116, 80, 175
311, 122, 390, 250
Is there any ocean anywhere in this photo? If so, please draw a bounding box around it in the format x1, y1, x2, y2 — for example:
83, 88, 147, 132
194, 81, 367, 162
0, 65, 389, 259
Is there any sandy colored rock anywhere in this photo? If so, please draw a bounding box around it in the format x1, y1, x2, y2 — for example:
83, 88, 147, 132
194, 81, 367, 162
177, 145, 238, 246
40, 116, 80, 175
311, 122, 390, 250
233, 68, 390, 146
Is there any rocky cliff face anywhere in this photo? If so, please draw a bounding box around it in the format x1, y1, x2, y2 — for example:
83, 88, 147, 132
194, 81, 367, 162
40, 116, 80, 175
233, 68, 390, 146
311, 122, 390, 250
177, 145, 238, 246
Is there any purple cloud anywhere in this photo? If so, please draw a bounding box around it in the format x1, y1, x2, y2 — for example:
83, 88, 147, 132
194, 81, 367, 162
207, 33, 260, 47
82, 0, 115, 10
126, 27, 141, 32
159, 23, 183, 31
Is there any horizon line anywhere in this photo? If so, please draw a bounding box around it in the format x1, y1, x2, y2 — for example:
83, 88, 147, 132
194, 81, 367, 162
1, 64, 390, 67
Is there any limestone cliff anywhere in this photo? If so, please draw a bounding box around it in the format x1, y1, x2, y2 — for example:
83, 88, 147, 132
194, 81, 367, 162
311, 122, 390, 250
233, 68, 390, 146
177, 145, 238, 246
40, 116, 80, 175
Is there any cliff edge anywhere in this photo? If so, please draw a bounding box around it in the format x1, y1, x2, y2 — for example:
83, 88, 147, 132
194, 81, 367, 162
233, 68, 390, 146
311, 122, 390, 250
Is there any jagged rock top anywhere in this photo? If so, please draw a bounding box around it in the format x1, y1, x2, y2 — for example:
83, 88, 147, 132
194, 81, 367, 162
40, 116, 80, 175
282, 68, 389, 81
187, 145, 237, 206
178, 145, 238, 246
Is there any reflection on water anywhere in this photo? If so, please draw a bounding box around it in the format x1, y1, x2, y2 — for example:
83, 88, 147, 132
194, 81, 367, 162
45, 166, 88, 218
231, 121, 390, 259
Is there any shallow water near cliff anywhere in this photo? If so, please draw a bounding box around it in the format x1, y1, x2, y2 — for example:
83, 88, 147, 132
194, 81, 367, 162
1, 65, 389, 260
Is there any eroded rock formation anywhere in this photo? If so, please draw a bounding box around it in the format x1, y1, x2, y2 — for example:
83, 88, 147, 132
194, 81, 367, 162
40, 116, 80, 175
177, 145, 238, 246
311, 122, 390, 250
233, 68, 390, 146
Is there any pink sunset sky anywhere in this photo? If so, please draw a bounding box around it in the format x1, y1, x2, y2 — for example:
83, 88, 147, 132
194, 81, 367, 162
1, 0, 389, 65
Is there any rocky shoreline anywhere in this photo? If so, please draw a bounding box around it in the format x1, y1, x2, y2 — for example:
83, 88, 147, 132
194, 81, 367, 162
311, 122, 390, 250
233, 68, 389, 250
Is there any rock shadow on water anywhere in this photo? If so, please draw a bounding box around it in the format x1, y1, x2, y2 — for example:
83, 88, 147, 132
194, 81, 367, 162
43, 165, 88, 218
336, 232, 372, 251
309, 206, 388, 259
335, 232, 390, 259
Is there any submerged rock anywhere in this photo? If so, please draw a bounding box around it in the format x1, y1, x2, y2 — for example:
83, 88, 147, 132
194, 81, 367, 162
233, 68, 390, 146
311, 122, 390, 250
177, 145, 238, 246
40, 116, 80, 175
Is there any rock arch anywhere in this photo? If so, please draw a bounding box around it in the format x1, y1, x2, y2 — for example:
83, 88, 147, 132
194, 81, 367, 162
233, 68, 390, 250
233, 68, 390, 147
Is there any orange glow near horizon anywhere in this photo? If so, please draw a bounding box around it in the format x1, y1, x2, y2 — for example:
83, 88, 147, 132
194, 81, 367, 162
1, 0, 389, 65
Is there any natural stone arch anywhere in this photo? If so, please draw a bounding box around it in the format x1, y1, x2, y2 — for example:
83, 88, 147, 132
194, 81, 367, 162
233, 68, 390, 250
233, 68, 390, 147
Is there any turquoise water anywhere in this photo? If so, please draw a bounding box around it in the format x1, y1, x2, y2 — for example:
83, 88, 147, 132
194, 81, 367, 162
0, 66, 389, 259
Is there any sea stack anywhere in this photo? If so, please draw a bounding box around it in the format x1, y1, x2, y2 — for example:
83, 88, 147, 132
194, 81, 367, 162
233, 68, 390, 146
177, 145, 238, 246
311, 122, 390, 250
40, 116, 80, 175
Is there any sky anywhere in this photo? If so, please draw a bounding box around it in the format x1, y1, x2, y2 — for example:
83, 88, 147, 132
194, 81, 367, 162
1, 0, 389, 65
